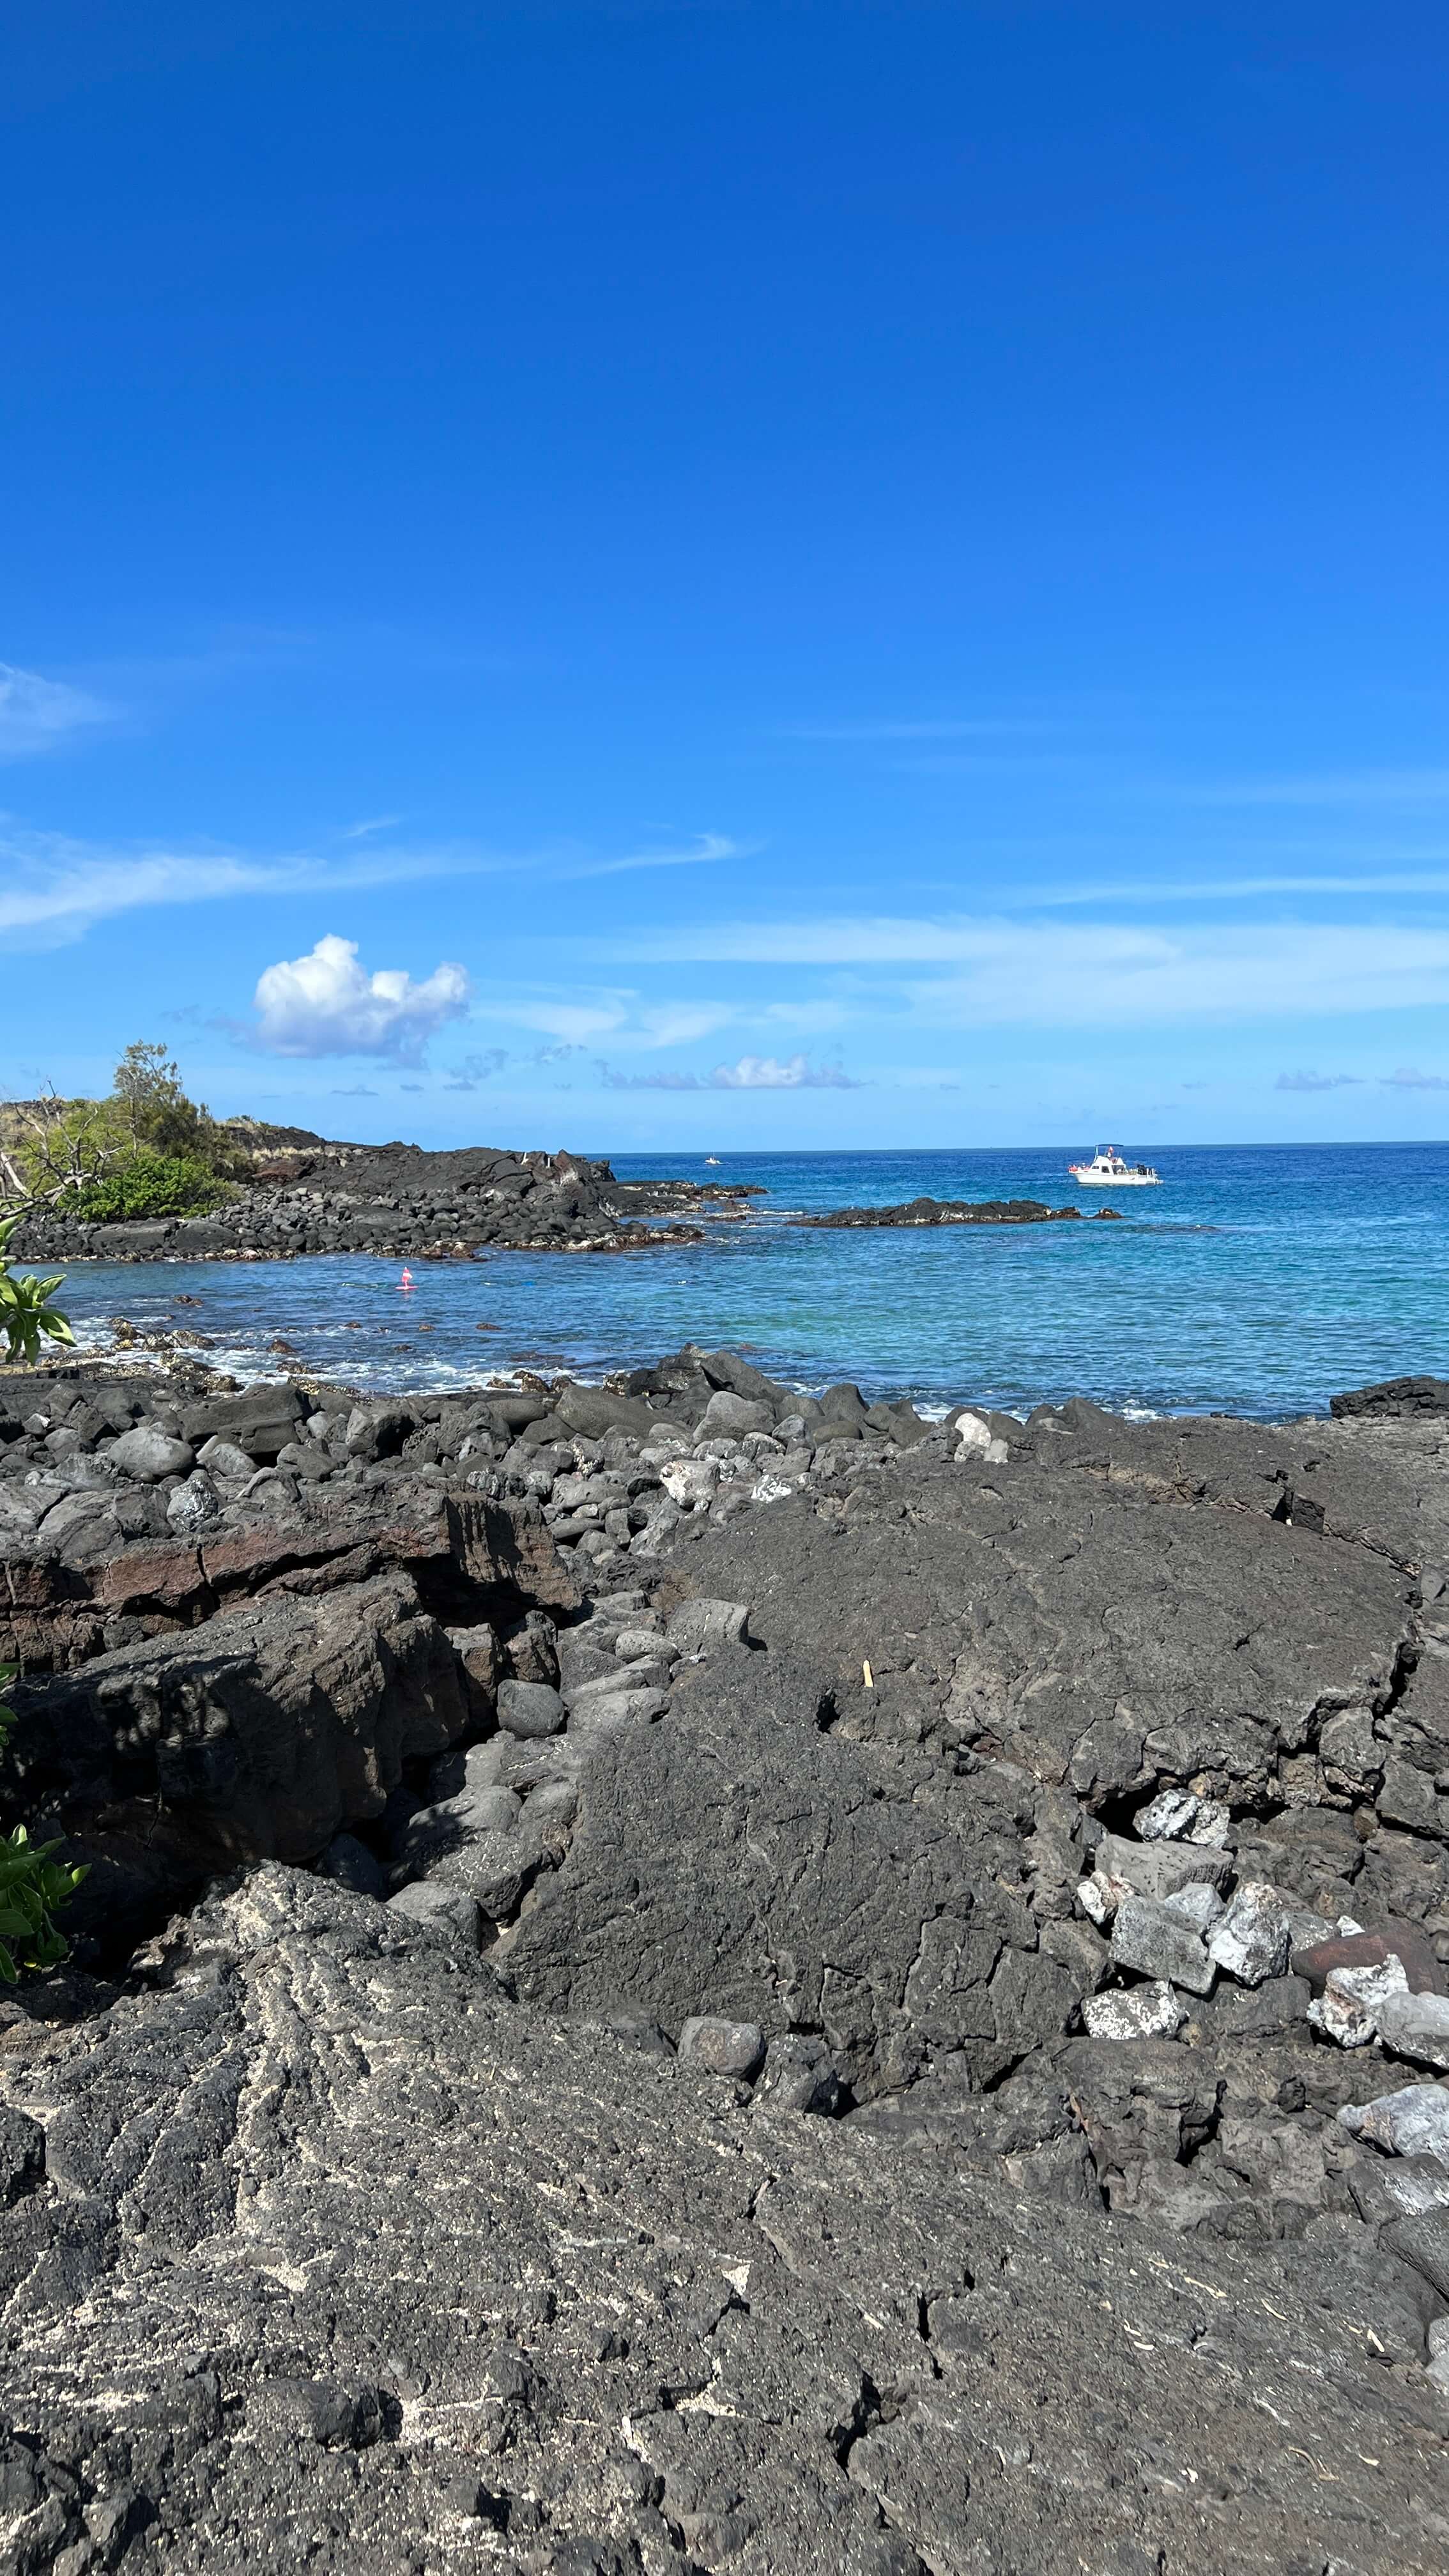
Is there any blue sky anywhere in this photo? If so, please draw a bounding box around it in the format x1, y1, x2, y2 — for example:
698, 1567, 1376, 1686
4, 0, 1449, 1150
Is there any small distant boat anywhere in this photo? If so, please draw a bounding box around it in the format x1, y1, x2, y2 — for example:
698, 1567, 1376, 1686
1068, 1145, 1162, 1188
704, 1156, 721, 1167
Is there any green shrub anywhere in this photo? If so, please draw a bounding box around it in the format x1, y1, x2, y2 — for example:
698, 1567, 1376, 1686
111, 1041, 249, 1179
0, 1044, 247, 1225
0, 1215, 75, 1365
0, 1665, 87, 1982
74, 1153, 225, 1222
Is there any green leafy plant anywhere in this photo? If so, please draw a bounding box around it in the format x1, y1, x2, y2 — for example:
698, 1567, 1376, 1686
73, 1152, 223, 1222
0, 1664, 88, 1982
0, 1215, 75, 1366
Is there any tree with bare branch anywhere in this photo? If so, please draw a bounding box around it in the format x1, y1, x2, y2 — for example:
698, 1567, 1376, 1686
0, 1088, 128, 1221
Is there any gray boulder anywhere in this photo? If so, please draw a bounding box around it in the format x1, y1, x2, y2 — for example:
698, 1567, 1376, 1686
107, 1425, 195, 1482
1376, 1989, 1449, 2072
386, 1880, 483, 1950
180, 1381, 304, 1460
678, 2014, 766, 2079
696, 1391, 776, 1441
553, 1383, 658, 1441
496, 1678, 565, 1739
34, 1490, 123, 1568
665, 1597, 751, 1655
1080, 1981, 1186, 2040
1206, 1882, 1294, 1985
167, 1470, 222, 1533
196, 1436, 257, 1481
564, 1687, 670, 1736
1340, 2083, 1449, 2159
1108, 1892, 1216, 1994
344, 1400, 416, 1462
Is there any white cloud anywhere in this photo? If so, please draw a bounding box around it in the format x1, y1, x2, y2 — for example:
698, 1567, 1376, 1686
1275, 1070, 1361, 1092
250, 935, 471, 1061
597, 1052, 862, 1091
1383, 1066, 1449, 1091
716, 1053, 859, 1089
0, 664, 111, 760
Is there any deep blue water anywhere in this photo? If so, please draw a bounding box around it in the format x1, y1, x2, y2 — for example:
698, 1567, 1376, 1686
52, 1142, 1449, 1420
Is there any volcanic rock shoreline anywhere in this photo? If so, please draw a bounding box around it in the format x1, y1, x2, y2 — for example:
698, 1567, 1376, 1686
3, 1349, 1449, 2570
790, 1195, 1095, 1229
11, 1141, 762, 1264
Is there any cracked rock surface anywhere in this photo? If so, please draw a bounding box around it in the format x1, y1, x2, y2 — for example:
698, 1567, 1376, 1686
3, 1353, 1449, 2568
2, 1866, 1448, 2576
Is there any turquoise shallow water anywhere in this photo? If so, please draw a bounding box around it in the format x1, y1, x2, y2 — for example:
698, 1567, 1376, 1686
52, 1142, 1449, 1420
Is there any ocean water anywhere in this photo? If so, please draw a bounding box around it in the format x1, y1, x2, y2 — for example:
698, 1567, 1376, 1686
50, 1141, 1449, 1420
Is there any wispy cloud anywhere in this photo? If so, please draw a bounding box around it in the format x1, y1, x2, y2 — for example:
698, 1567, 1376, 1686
0, 824, 740, 949
1276, 1070, 1362, 1092
556, 832, 741, 879
247, 935, 470, 1062
1026, 868, 1449, 907
1181, 769, 1449, 808
489, 993, 636, 1046
0, 831, 490, 950
778, 719, 1054, 744
758, 997, 853, 1033
487, 990, 737, 1050
1383, 1066, 1449, 1091
596, 1052, 862, 1091
0, 664, 112, 761
623, 913, 1449, 1026
636, 1003, 737, 1046
331, 1084, 378, 1098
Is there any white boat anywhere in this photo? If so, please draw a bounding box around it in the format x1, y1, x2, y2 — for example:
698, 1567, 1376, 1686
1068, 1144, 1161, 1187
704, 1156, 721, 1167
